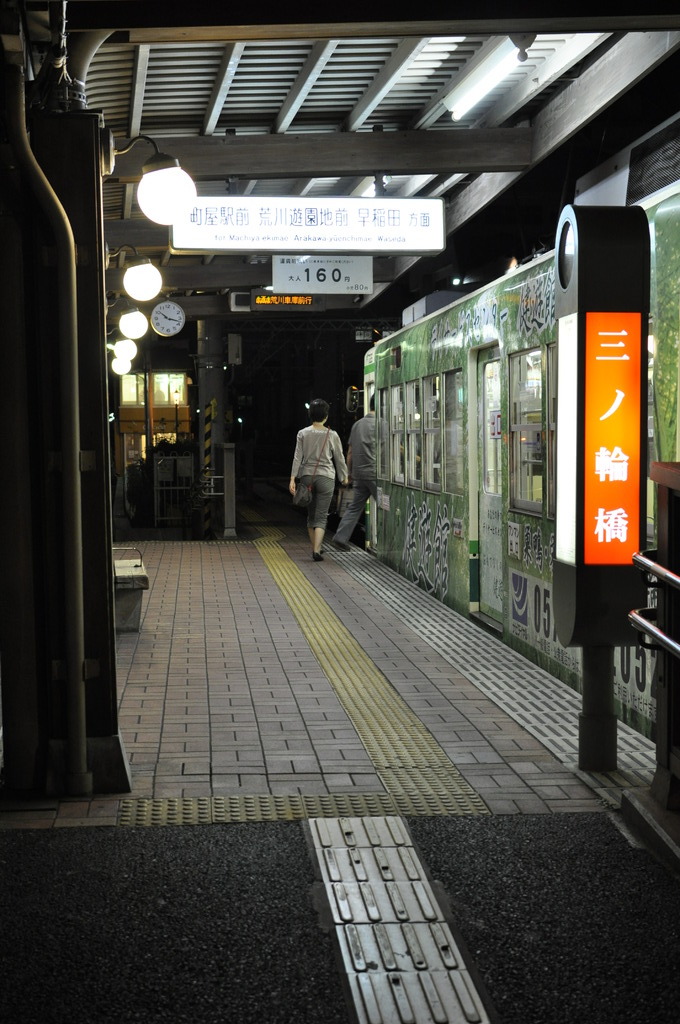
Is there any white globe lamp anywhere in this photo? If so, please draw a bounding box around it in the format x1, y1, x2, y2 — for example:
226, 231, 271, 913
123, 259, 162, 302
118, 308, 148, 339
111, 356, 132, 376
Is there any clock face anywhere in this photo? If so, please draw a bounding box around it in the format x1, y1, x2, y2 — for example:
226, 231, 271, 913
151, 300, 186, 336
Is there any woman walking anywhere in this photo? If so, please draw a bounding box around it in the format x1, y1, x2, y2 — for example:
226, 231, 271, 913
289, 399, 348, 561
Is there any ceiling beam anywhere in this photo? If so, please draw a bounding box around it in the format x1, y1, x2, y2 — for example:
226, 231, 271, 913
107, 290, 378, 319
104, 255, 397, 291
444, 30, 680, 235
274, 39, 337, 133
105, 264, 269, 292
109, 127, 533, 181
62, 9, 680, 41
344, 37, 431, 132
104, 219, 170, 249
202, 42, 246, 135
122, 42, 150, 218
108, 294, 232, 321
128, 44, 149, 135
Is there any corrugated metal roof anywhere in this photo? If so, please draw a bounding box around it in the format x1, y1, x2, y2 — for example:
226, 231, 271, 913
14, 10, 680, 309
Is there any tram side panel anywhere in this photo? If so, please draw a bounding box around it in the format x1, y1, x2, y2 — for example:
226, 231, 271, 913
370, 230, 668, 741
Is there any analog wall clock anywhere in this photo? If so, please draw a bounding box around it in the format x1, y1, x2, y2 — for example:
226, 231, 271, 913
151, 300, 186, 336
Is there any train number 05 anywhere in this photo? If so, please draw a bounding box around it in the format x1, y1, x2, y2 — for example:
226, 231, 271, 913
533, 584, 556, 642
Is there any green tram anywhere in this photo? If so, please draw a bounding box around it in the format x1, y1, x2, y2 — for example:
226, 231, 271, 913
365, 183, 680, 741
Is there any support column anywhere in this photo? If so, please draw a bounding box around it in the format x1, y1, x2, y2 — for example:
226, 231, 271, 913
30, 110, 130, 794
0, 114, 42, 791
578, 646, 617, 771
196, 321, 226, 538
221, 444, 237, 538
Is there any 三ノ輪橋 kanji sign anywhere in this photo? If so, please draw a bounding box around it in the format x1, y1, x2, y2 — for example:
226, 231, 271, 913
584, 311, 643, 565
553, 205, 649, 648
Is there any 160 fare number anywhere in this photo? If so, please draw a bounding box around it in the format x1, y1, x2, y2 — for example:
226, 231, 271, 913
301, 266, 370, 290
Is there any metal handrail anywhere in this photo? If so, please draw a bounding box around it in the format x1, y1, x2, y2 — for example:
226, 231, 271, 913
629, 548, 680, 658
632, 549, 680, 592
629, 607, 680, 660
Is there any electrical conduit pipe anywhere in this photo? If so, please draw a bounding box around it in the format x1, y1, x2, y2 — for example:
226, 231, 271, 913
5, 63, 92, 795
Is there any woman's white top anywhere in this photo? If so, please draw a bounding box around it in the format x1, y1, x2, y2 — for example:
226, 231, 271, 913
291, 426, 348, 481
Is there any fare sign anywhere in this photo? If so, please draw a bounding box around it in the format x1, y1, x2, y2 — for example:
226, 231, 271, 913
272, 255, 373, 294
583, 311, 642, 565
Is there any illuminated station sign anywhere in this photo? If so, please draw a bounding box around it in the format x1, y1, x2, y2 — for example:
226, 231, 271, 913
170, 196, 445, 255
250, 291, 325, 311
553, 204, 649, 648
583, 310, 642, 566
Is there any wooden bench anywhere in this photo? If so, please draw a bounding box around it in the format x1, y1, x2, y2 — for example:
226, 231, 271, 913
113, 549, 149, 633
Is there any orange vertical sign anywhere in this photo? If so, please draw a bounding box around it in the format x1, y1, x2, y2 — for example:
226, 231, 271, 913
583, 311, 642, 565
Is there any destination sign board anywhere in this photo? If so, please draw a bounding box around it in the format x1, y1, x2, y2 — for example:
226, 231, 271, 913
250, 291, 326, 311
170, 196, 445, 255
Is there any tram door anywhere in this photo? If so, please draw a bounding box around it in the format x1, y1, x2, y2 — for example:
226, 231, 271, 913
477, 348, 504, 624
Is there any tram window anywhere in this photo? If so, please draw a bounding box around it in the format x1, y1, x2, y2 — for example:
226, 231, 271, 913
406, 380, 422, 487
547, 344, 557, 518
377, 387, 389, 478
510, 349, 543, 512
423, 374, 441, 492
483, 359, 502, 495
444, 369, 464, 494
390, 384, 405, 484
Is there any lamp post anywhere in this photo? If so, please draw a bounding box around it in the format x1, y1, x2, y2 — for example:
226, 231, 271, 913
173, 388, 180, 442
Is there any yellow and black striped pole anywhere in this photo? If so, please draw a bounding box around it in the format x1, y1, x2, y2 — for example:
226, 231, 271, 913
203, 398, 217, 537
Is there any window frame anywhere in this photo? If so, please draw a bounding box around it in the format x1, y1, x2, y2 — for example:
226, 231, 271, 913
390, 383, 405, 485
546, 343, 557, 519
509, 347, 544, 514
377, 387, 389, 479
482, 356, 502, 496
406, 379, 422, 488
422, 373, 442, 493
443, 368, 465, 495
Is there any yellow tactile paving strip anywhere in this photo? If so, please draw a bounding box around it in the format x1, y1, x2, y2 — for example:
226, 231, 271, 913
118, 525, 487, 826
106, 507, 491, 827
118, 792, 456, 826
253, 527, 488, 817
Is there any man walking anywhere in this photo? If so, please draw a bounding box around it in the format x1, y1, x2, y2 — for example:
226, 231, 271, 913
331, 394, 377, 551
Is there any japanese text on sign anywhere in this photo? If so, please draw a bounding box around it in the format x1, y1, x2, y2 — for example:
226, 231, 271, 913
272, 255, 373, 294
170, 196, 445, 255
583, 311, 642, 565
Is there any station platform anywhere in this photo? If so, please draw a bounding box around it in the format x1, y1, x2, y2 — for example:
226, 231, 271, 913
2, 481, 680, 1024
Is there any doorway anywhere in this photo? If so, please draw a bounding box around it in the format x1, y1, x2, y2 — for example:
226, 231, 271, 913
476, 347, 504, 627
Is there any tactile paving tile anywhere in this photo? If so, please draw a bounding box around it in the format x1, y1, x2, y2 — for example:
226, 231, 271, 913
254, 538, 489, 816
118, 796, 214, 827
308, 816, 492, 1024
118, 792, 480, 826
339, 550, 656, 793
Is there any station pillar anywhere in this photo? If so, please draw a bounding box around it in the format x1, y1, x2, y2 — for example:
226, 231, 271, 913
553, 204, 650, 772
196, 321, 226, 538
